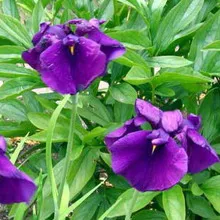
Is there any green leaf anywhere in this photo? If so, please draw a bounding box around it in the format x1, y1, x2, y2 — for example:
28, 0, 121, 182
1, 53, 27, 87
2, 0, 20, 20
198, 88, 220, 142
203, 40, 220, 51
10, 133, 29, 164
0, 14, 31, 48
97, 0, 114, 20
22, 91, 43, 112
145, 56, 193, 68
78, 94, 112, 126
102, 188, 159, 218
191, 182, 203, 196
61, 181, 104, 219
0, 99, 27, 122
114, 101, 134, 122
0, 46, 24, 63
0, 121, 35, 137
110, 83, 137, 104
32, 0, 45, 33
107, 30, 151, 50
28, 112, 69, 130
0, 77, 41, 100
0, 63, 38, 78
162, 185, 185, 220
152, 67, 212, 87
187, 194, 217, 218
124, 66, 151, 85
154, 0, 204, 53
201, 175, 220, 213
69, 193, 101, 220
189, 11, 220, 74
149, 0, 168, 38
133, 210, 167, 220
68, 148, 99, 198
115, 49, 150, 71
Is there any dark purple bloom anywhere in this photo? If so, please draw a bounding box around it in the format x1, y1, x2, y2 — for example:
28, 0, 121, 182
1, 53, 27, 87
105, 99, 219, 191
106, 130, 188, 191
0, 136, 36, 204
22, 19, 125, 94
68, 18, 125, 61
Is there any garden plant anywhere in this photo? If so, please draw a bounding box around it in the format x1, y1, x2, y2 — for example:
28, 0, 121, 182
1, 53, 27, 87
0, 0, 220, 220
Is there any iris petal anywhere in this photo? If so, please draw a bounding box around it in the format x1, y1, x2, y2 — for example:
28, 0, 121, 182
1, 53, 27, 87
161, 110, 183, 133
135, 99, 162, 127
109, 131, 188, 191
39, 36, 107, 94
0, 154, 36, 204
186, 129, 219, 173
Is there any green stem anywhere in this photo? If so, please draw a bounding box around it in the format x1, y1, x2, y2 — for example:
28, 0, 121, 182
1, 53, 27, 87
125, 190, 139, 220
46, 95, 70, 220
58, 93, 79, 207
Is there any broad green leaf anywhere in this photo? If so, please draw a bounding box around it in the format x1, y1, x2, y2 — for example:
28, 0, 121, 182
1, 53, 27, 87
114, 101, 134, 122
149, 0, 167, 38
198, 88, 220, 142
124, 66, 151, 85
0, 121, 35, 137
22, 91, 43, 112
203, 40, 220, 51
201, 176, 220, 213
0, 63, 38, 78
97, 0, 114, 20
0, 14, 31, 48
2, 0, 20, 20
162, 185, 185, 220
61, 181, 104, 219
68, 148, 99, 198
40, 149, 99, 219
102, 188, 159, 218
110, 83, 137, 104
145, 56, 193, 68
107, 30, 151, 50
78, 94, 112, 126
191, 182, 203, 196
133, 210, 167, 220
115, 49, 150, 71
189, 11, 220, 74
152, 68, 212, 88
70, 193, 101, 220
187, 194, 216, 218
32, 0, 45, 33
154, 0, 204, 53
0, 99, 27, 122
28, 112, 69, 130
0, 77, 41, 100
0, 46, 24, 63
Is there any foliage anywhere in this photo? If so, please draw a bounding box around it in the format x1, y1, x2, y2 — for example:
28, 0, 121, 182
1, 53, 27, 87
0, 0, 220, 219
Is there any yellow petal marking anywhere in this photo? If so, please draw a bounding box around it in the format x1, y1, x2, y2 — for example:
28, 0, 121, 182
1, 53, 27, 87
152, 145, 157, 154
69, 46, 75, 55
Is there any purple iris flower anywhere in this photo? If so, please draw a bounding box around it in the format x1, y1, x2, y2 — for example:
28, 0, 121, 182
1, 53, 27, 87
0, 136, 36, 204
22, 19, 125, 94
105, 99, 219, 191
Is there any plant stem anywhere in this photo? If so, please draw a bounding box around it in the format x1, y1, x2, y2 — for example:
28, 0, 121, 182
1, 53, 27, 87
125, 190, 139, 220
46, 95, 70, 220
58, 93, 79, 207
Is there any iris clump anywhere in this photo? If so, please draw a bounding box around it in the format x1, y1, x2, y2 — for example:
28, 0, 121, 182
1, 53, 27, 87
22, 18, 125, 94
0, 136, 36, 204
105, 99, 219, 191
